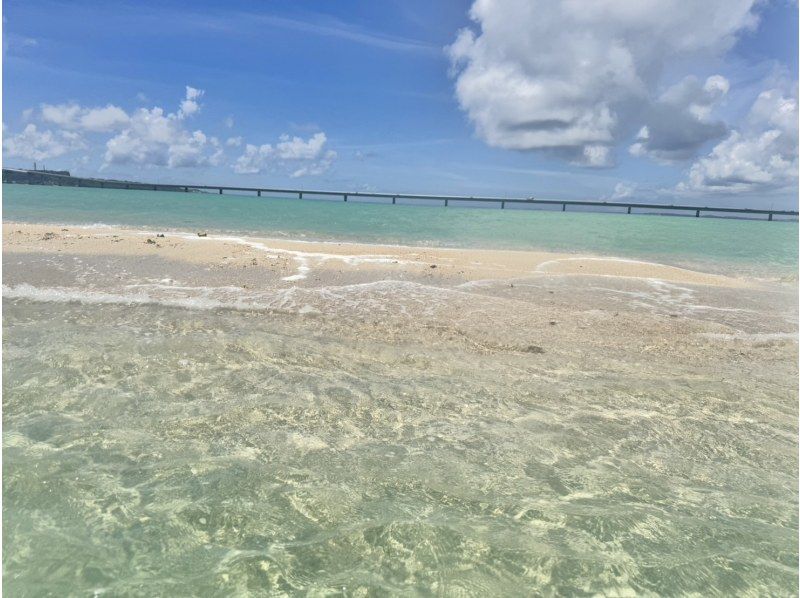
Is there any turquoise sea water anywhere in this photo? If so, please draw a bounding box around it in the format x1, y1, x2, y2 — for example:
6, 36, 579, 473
3, 183, 798, 276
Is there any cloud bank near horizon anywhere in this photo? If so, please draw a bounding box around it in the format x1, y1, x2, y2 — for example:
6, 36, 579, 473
3, 86, 337, 179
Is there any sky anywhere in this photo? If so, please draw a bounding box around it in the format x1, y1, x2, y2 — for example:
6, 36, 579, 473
2, 0, 798, 208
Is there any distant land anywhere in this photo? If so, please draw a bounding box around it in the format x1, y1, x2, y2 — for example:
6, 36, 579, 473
3, 167, 168, 191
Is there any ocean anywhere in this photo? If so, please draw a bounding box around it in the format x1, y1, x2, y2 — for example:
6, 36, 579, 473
3, 184, 797, 278
3, 183, 798, 595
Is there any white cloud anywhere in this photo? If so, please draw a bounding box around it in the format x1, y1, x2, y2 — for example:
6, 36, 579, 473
40, 103, 82, 128
3, 123, 86, 160
275, 133, 328, 160
104, 108, 212, 168
678, 87, 798, 193
630, 75, 729, 162
290, 151, 337, 178
448, 0, 759, 166
103, 87, 216, 168
185, 86, 203, 100
10, 86, 338, 175
224, 116, 234, 129
608, 181, 637, 200
582, 145, 612, 168
166, 130, 211, 168
178, 86, 204, 119
233, 132, 336, 177
80, 106, 131, 132
234, 145, 271, 174
41, 103, 130, 133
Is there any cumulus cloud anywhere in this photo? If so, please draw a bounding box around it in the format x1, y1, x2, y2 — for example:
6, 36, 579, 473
630, 76, 729, 162
234, 145, 271, 174
105, 109, 209, 168
102, 87, 218, 169
275, 132, 328, 160
234, 132, 337, 177
3, 123, 86, 160
290, 155, 336, 178
41, 102, 130, 133
8, 86, 336, 175
178, 86, 204, 119
80, 106, 131, 132
40, 103, 81, 128
678, 87, 798, 193
448, 0, 759, 166
608, 181, 637, 200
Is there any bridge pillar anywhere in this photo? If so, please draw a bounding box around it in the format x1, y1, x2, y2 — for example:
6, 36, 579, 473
392, 196, 396, 204
501, 201, 505, 209
627, 206, 631, 214
562, 203, 566, 212
445, 199, 448, 207
344, 194, 348, 202
219, 188, 223, 195
769, 213, 774, 221
696, 209, 700, 217
257, 190, 261, 197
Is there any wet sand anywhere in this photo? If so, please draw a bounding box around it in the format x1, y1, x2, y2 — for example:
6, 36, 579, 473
3, 222, 752, 289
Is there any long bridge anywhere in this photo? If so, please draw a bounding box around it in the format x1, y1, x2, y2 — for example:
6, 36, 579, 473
3, 167, 798, 221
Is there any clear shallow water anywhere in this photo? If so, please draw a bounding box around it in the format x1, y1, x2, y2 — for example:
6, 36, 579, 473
3, 294, 797, 596
3, 184, 798, 277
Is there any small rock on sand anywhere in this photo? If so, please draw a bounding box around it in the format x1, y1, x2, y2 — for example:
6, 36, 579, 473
522, 345, 545, 354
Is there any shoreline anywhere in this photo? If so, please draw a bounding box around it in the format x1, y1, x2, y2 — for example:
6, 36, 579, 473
2, 222, 758, 289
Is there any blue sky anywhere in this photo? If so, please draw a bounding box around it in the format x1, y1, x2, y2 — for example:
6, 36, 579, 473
3, 0, 798, 207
